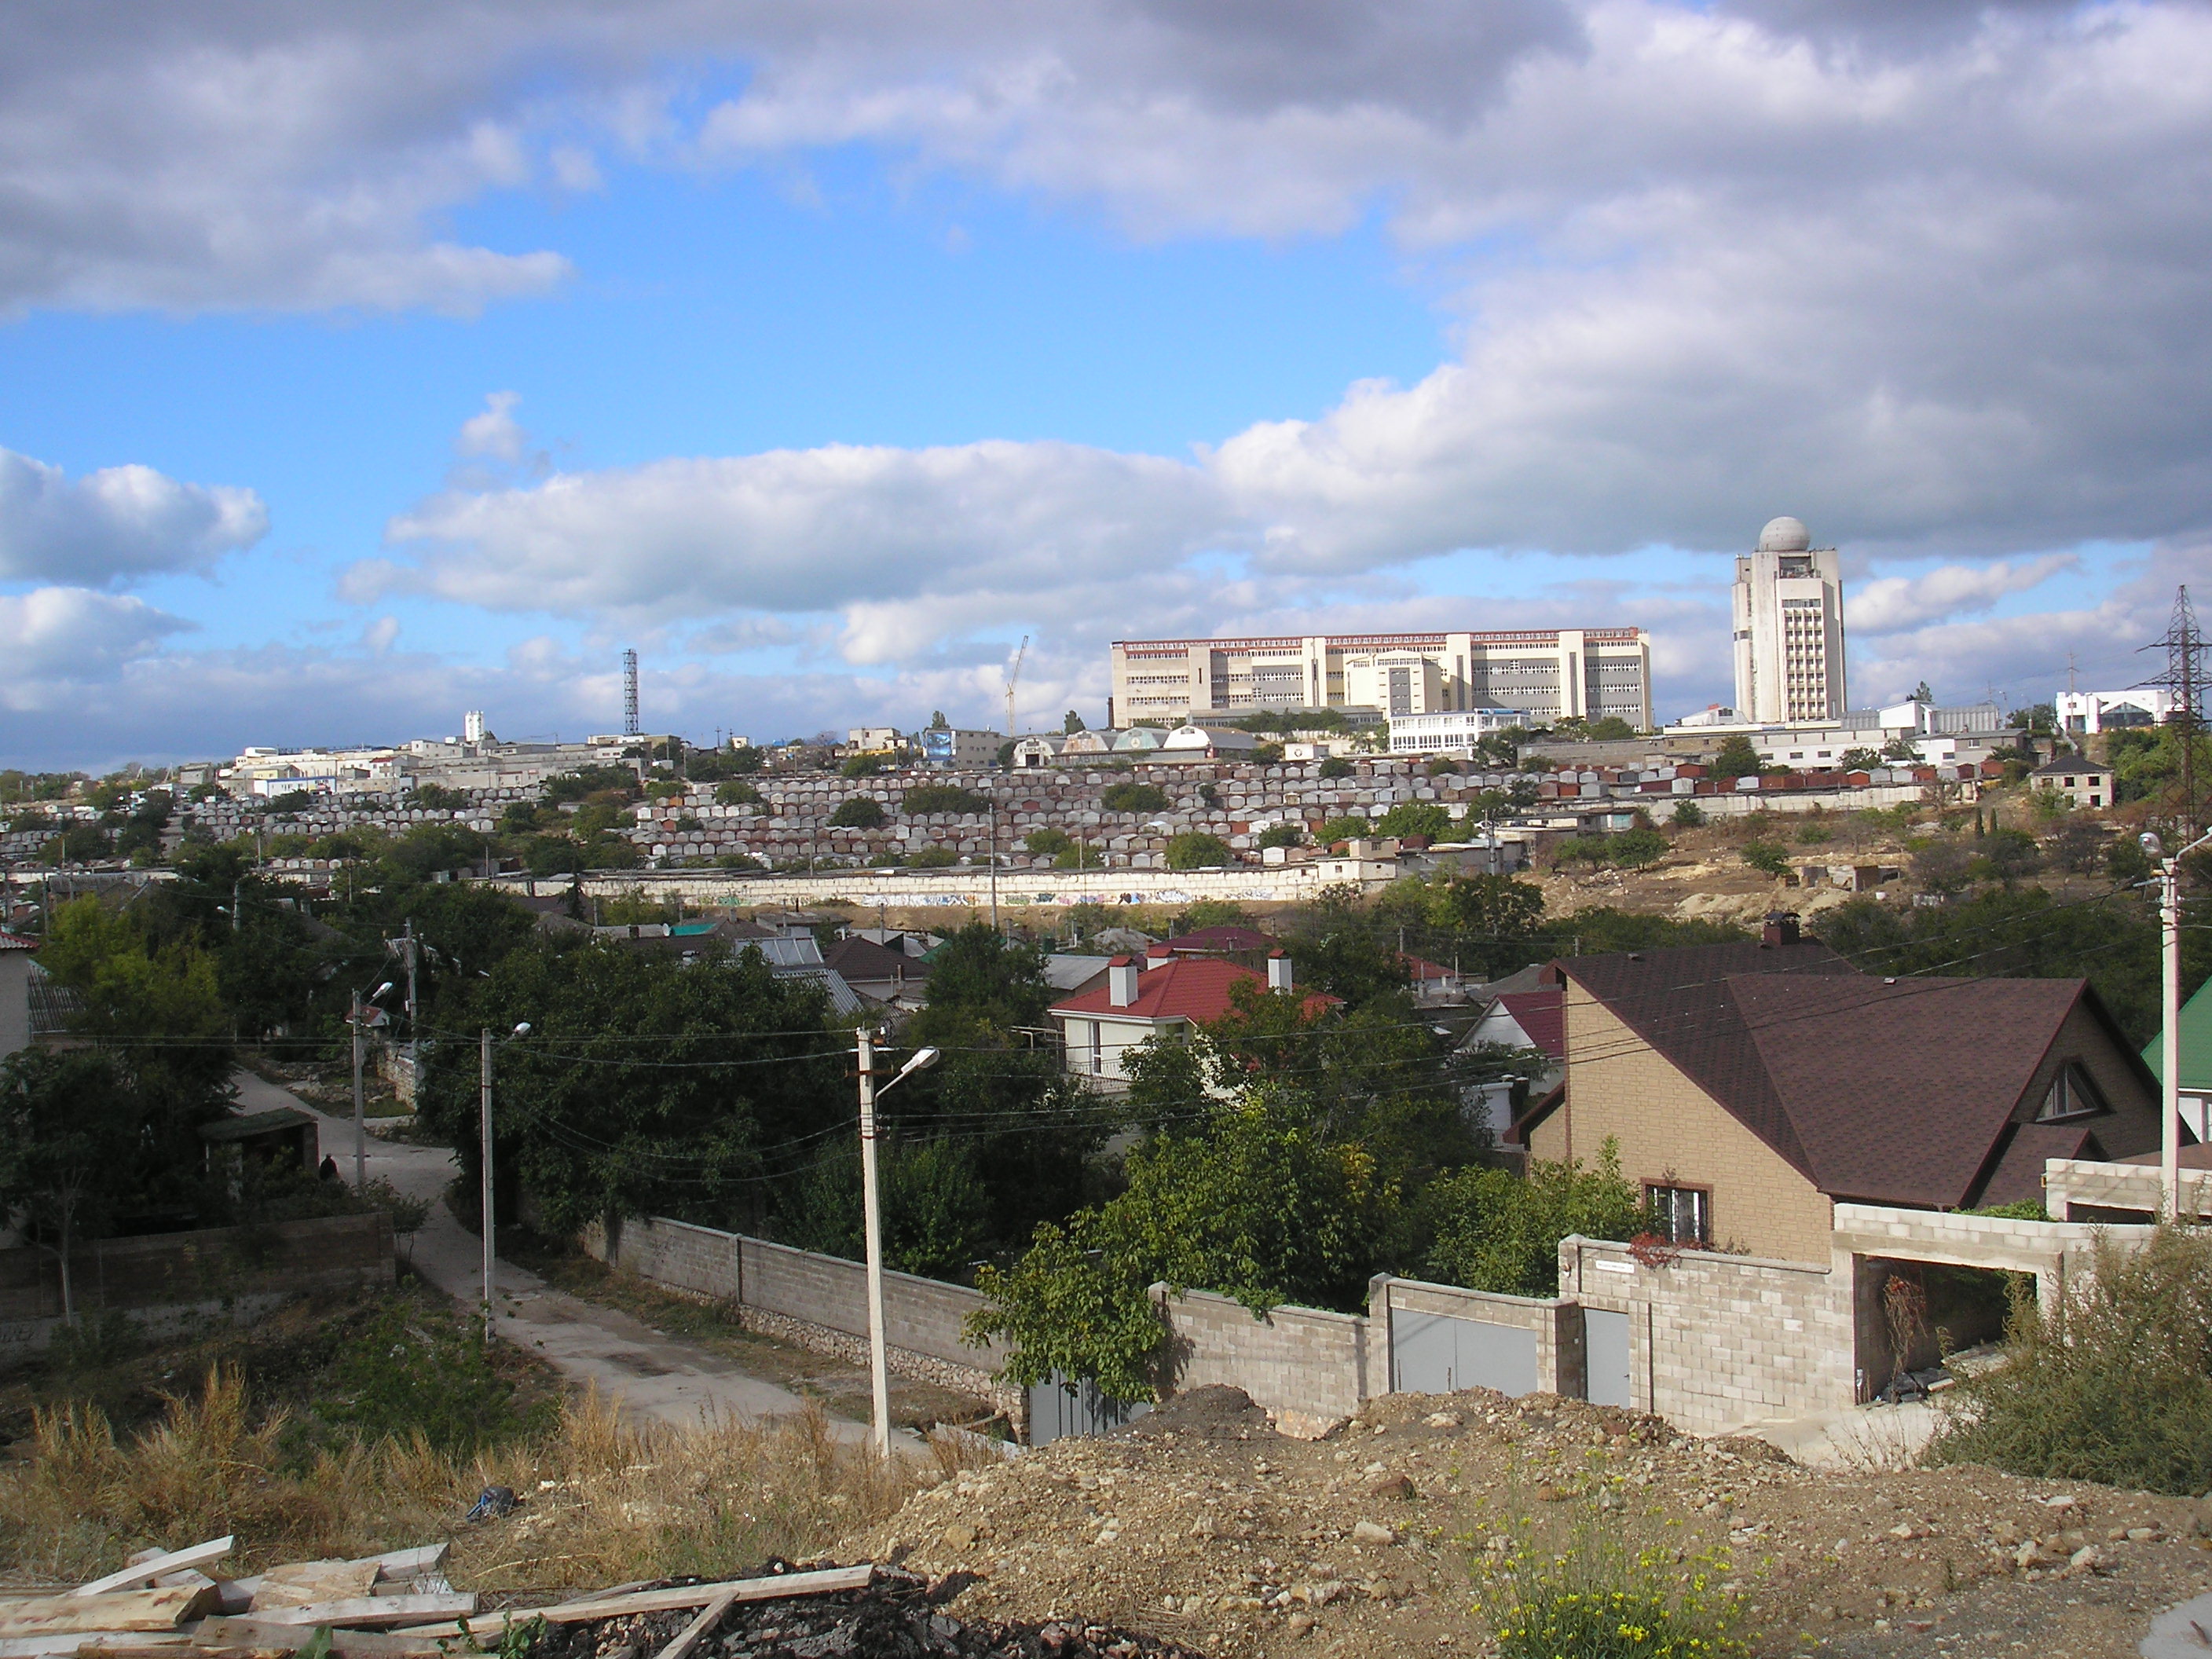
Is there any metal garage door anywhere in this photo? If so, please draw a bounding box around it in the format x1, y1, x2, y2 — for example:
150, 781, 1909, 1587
1392, 1311, 1540, 1397
1585, 1308, 1633, 1408
1027, 1374, 1150, 1446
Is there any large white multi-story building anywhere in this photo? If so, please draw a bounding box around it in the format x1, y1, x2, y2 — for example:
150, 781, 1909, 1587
1109, 628, 1652, 730
2056, 689, 2178, 734
1733, 517, 1848, 724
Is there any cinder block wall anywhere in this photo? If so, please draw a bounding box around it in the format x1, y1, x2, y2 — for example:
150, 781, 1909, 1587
1561, 1236, 1851, 1435
2042, 1156, 2212, 1222
1154, 1285, 1373, 1437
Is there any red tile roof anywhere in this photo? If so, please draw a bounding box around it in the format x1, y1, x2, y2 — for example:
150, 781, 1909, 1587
1495, 989, 1563, 1059
1050, 956, 1335, 1024
0, 931, 35, 952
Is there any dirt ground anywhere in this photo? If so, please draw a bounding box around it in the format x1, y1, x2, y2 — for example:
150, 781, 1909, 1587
841, 1386, 2212, 1658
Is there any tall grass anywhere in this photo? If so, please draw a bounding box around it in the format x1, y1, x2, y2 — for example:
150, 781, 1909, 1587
1927, 1224, 2212, 1495
0, 1366, 969, 1591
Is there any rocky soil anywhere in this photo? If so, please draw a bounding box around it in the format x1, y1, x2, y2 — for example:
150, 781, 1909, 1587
841, 1386, 2212, 1658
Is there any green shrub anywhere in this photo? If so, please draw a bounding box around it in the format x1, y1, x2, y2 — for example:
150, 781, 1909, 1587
1606, 827, 1667, 868
1374, 802, 1452, 840
1740, 838, 1790, 877
902, 784, 988, 816
1425, 756, 1461, 777
1257, 822, 1305, 849
1927, 1225, 2212, 1494
1318, 757, 1355, 779
908, 846, 958, 868
1479, 1495, 1745, 1659
1795, 822, 1833, 844
326, 1302, 548, 1453
1101, 782, 1168, 814
1317, 815, 1368, 844
1426, 1141, 1649, 1297
829, 796, 886, 829
840, 754, 883, 778
1669, 800, 1705, 828
1166, 832, 1232, 870
1024, 827, 1073, 858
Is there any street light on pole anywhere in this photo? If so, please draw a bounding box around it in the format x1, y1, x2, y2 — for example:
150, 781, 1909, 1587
855, 1031, 939, 1456
2146, 828, 2212, 1220
351, 980, 395, 1191
481, 1020, 532, 1344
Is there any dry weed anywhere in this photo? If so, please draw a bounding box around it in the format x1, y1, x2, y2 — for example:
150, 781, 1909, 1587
0, 1365, 991, 1594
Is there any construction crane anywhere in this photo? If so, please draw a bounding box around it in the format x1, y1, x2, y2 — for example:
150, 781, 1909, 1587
1005, 635, 1028, 740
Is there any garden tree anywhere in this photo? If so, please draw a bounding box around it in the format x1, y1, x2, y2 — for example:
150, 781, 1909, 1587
1978, 826, 2043, 884
0, 1049, 150, 1321
1318, 756, 1355, 779
903, 784, 990, 816
968, 1094, 1393, 1401
2007, 702, 2058, 736
895, 925, 1111, 1249
1712, 734, 1763, 779
1316, 815, 1368, 844
36, 896, 235, 1154
1170, 899, 1251, 933
1881, 735, 1921, 761
684, 744, 764, 782
1165, 832, 1231, 870
1670, 800, 1706, 827
115, 790, 172, 863
1740, 838, 1790, 877
1282, 885, 1413, 1006
1424, 756, 1460, 777
1542, 907, 1749, 955
828, 795, 887, 829
1911, 837, 1975, 895
1584, 716, 1636, 740
1256, 822, 1305, 849
1423, 873, 1545, 978
419, 934, 848, 1237
1837, 747, 1882, 771
778, 1133, 988, 1279
544, 764, 642, 804
840, 754, 882, 778
1423, 1141, 1649, 1297
1064, 710, 1086, 734
1472, 731, 1520, 768
1024, 827, 1072, 859
1910, 680, 1935, 702
715, 779, 763, 807
45, 825, 112, 864
1100, 782, 1167, 813
930, 710, 950, 729
1373, 801, 1452, 840
2048, 815, 2106, 874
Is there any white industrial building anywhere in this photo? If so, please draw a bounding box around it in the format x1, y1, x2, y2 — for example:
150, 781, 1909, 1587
1733, 516, 1848, 724
2056, 689, 2178, 734
1386, 708, 1533, 756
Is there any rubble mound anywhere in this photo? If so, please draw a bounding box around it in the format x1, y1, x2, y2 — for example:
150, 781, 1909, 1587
1118, 1385, 1276, 1442
535, 1567, 1202, 1659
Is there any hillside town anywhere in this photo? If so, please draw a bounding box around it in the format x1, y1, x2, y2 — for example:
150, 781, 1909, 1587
9, 7, 2212, 1657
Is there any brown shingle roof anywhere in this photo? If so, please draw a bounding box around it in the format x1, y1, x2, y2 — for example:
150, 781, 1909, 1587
1560, 940, 2159, 1209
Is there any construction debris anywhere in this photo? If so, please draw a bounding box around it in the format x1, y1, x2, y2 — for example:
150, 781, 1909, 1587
0, 1540, 1195, 1659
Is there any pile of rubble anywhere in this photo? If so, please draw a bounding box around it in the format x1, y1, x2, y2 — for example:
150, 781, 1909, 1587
0, 1539, 1201, 1659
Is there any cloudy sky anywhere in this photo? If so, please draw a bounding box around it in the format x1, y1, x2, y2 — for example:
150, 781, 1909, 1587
5, 0, 2211, 769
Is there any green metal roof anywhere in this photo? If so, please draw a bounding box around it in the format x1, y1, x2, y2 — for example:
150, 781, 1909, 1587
2141, 979, 2212, 1092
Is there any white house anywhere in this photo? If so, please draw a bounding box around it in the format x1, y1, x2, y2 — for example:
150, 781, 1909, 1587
1386, 707, 1532, 756
2031, 756, 2117, 809
1049, 949, 1332, 1088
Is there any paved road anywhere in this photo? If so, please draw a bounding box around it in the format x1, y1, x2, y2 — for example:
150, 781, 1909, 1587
234, 1071, 906, 1446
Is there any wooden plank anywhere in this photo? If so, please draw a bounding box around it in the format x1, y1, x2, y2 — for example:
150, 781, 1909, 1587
0, 1636, 189, 1658
193, 1620, 446, 1657
357, 1552, 446, 1585
231, 1597, 474, 1632
402, 1567, 873, 1640
75, 1546, 234, 1600
247, 1566, 379, 1613
0, 1591, 216, 1638
649, 1591, 736, 1659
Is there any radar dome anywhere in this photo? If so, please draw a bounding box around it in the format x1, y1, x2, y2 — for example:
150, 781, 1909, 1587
1757, 515, 1811, 553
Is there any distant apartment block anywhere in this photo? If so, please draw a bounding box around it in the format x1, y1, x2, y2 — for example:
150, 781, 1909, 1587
919, 727, 1002, 767
1733, 516, 1848, 723
1109, 628, 1652, 729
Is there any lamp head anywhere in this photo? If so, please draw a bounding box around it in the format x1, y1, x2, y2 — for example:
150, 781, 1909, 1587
897, 1046, 941, 1079
512, 1021, 532, 1038
2142, 830, 2166, 858
372, 980, 395, 1000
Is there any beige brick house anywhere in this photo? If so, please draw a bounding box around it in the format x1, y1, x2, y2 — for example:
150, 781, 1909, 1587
1514, 918, 2165, 1262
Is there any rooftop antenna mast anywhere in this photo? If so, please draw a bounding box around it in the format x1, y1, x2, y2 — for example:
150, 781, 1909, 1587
1005, 635, 1028, 740
2137, 586, 2208, 837
622, 649, 640, 738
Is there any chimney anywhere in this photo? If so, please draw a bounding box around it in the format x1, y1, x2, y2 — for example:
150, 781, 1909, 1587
1761, 912, 1801, 947
1108, 956, 1140, 1008
1267, 950, 1294, 993
1145, 943, 1174, 966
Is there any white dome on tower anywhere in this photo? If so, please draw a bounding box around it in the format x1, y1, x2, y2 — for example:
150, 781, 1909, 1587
1757, 515, 1811, 553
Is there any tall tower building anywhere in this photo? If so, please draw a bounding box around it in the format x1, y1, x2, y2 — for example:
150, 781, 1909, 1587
1733, 516, 1847, 724
621, 648, 640, 737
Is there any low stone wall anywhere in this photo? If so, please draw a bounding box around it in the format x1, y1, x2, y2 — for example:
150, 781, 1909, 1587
0, 1212, 394, 1352
2042, 1156, 2212, 1223
1154, 1286, 1375, 1438
1562, 1236, 1849, 1435
583, 1217, 1021, 1428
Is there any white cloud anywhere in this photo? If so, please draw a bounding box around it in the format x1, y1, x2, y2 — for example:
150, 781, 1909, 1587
1847, 555, 2076, 635
0, 587, 193, 706
0, 448, 267, 584
361, 615, 401, 655
456, 392, 529, 463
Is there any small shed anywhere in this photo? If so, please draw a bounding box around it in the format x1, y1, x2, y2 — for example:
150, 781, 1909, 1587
198, 1106, 319, 1178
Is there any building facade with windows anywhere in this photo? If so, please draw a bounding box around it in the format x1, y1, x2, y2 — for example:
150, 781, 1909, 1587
1386, 707, 1533, 755
1732, 517, 1848, 724
1109, 628, 1652, 729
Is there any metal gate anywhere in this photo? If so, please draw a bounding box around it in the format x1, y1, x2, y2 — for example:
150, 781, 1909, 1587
1027, 1374, 1150, 1446
1391, 1310, 1539, 1397
1585, 1308, 1633, 1408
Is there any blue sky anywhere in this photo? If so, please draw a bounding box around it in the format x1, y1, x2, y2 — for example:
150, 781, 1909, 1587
2, 1, 2210, 768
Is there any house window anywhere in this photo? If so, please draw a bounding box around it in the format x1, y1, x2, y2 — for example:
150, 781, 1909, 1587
2038, 1061, 2109, 1122
1646, 1184, 1711, 1244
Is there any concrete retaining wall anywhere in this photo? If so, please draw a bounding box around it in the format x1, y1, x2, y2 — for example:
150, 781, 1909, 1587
584, 1216, 1021, 1426
2042, 1156, 2212, 1222
1154, 1285, 1375, 1438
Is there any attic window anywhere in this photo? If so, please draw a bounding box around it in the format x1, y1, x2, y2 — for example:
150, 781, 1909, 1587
2038, 1061, 2109, 1122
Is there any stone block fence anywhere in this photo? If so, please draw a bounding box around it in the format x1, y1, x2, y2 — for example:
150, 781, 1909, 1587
586, 1181, 2159, 1446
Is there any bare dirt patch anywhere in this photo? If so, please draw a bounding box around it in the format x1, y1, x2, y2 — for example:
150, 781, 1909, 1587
842, 1387, 2212, 1657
